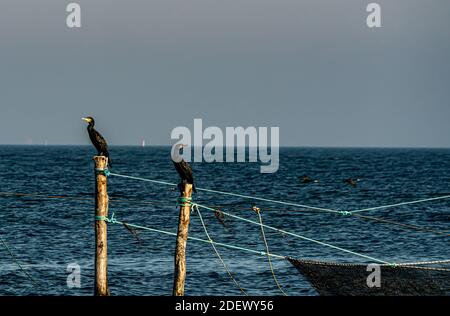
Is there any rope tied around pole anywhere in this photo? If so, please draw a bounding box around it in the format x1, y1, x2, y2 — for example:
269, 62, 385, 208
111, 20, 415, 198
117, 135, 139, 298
95, 212, 118, 224
177, 196, 192, 208
95, 168, 111, 177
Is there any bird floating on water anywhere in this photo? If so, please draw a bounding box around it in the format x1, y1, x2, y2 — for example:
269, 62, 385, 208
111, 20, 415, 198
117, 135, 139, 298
300, 175, 319, 184
344, 178, 360, 187
172, 144, 196, 193
82, 116, 112, 168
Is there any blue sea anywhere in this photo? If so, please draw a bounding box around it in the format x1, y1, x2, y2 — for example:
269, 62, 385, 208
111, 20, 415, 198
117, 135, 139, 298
0, 146, 449, 296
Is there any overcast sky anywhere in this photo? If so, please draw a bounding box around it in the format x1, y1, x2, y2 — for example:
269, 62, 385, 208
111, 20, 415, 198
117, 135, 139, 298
0, 0, 449, 146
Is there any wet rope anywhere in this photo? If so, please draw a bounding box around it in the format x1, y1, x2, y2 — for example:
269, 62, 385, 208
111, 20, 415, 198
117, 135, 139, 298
95, 168, 111, 177
177, 197, 192, 208
0, 191, 178, 209
108, 172, 450, 240
98, 205, 450, 267
351, 213, 450, 237
4, 171, 448, 267
193, 205, 248, 296
2, 191, 448, 240
253, 206, 287, 296
193, 203, 392, 265
109, 173, 178, 188
350, 195, 450, 214
109, 172, 450, 216
395, 259, 450, 266
95, 206, 449, 267
94, 214, 285, 259
94, 201, 396, 266
108, 172, 341, 214
0, 235, 39, 288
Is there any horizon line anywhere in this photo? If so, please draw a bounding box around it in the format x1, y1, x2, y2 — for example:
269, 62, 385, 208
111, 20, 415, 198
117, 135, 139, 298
1, 144, 450, 149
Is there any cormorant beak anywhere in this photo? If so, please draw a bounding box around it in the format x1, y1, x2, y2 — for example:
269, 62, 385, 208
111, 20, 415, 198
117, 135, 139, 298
82, 117, 90, 123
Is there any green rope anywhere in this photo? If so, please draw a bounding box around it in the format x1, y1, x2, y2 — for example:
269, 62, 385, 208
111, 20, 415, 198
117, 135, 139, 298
100, 196, 390, 264
194, 203, 392, 265
95, 168, 111, 177
0, 235, 39, 288
109, 172, 340, 214
91, 204, 448, 267
194, 205, 248, 296
109, 172, 450, 216
104, 172, 449, 264
254, 209, 288, 296
350, 195, 450, 214
177, 197, 192, 207
95, 212, 118, 224
93, 213, 285, 259
109, 173, 177, 187
95, 194, 390, 265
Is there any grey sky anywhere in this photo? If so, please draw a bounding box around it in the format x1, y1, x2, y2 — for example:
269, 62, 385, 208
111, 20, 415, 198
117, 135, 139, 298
0, 0, 449, 147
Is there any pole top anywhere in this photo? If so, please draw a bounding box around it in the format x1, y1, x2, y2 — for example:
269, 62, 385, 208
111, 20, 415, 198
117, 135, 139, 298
93, 156, 108, 168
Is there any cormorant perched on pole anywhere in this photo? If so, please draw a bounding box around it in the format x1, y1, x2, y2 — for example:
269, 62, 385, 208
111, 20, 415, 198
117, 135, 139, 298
171, 144, 196, 193
82, 116, 112, 168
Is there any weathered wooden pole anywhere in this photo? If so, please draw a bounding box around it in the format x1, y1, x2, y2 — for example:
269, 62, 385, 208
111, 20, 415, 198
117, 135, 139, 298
173, 183, 193, 296
94, 156, 110, 296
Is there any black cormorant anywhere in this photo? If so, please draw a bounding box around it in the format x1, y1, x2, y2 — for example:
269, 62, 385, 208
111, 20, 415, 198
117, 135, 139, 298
82, 116, 112, 168
344, 178, 359, 187
301, 175, 313, 183
299, 175, 319, 184
171, 144, 196, 193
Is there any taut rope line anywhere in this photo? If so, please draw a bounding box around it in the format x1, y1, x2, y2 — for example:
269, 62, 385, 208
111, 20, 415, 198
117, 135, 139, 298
253, 206, 288, 296
194, 205, 248, 296
109, 172, 450, 216
109, 172, 341, 214
0, 235, 39, 288
94, 213, 286, 259
190, 203, 392, 265
349, 195, 450, 214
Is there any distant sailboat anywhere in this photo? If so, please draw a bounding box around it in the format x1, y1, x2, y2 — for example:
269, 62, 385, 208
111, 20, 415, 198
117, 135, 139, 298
141, 139, 146, 147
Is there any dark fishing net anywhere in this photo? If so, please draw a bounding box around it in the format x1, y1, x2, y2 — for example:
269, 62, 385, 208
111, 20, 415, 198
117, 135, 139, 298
287, 258, 450, 296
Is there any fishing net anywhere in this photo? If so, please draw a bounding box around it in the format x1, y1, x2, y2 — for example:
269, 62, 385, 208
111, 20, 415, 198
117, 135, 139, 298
287, 258, 450, 296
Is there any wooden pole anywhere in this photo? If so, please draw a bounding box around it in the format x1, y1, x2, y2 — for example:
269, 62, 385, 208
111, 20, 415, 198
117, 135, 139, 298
173, 183, 193, 296
94, 156, 110, 296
